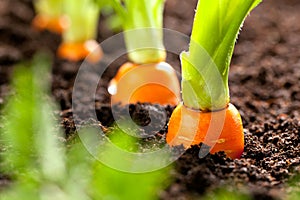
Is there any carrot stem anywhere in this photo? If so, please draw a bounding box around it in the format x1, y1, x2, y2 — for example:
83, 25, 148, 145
34, 0, 63, 19
111, 0, 166, 64
182, 0, 261, 111
62, 0, 100, 43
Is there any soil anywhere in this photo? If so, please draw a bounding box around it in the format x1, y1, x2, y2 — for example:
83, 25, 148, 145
1, 0, 300, 199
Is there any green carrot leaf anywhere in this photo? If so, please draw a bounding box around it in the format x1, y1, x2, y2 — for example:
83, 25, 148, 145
182, 0, 261, 111
0, 54, 66, 181
34, 0, 63, 18
62, 0, 100, 43
108, 0, 166, 64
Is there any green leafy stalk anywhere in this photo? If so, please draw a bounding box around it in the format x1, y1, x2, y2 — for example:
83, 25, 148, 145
111, 0, 166, 64
0, 54, 65, 180
62, 0, 100, 43
34, 0, 63, 18
0, 56, 91, 199
89, 127, 171, 200
182, 0, 261, 111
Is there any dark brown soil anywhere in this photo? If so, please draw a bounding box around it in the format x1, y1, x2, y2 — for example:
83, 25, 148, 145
1, 0, 300, 199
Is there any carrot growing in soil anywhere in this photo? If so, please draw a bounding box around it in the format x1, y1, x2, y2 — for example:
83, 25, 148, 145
32, 0, 68, 34
166, 0, 261, 159
57, 0, 103, 62
107, 0, 180, 106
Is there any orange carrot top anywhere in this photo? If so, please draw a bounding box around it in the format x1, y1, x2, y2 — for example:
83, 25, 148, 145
108, 62, 180, 106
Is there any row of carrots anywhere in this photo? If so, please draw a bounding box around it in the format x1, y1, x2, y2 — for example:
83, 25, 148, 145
32, 0, 102, 62
33, 0, 262, 159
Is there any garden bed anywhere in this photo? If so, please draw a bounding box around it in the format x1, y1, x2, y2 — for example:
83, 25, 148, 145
0, 0, 300, 199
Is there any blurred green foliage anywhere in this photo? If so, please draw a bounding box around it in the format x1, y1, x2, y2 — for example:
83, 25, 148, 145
204, 188, 251, 200
0, 54, 171, 200
287, 173, 300, 200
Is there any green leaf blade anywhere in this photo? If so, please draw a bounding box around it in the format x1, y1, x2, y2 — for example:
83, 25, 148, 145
114, 0, 166, 64
183, 0, 262, 110
62, 0, 100, 43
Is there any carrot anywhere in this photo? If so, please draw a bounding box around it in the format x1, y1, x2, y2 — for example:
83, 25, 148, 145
57, 40, 103, 63
32, 14, 68, 34
108, 62, 180, 105
107, 0, 180, 105
56, 0, 102, 62
32, 0, 67, 34
166, 103, 244, 159
166, 0, 261, 159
